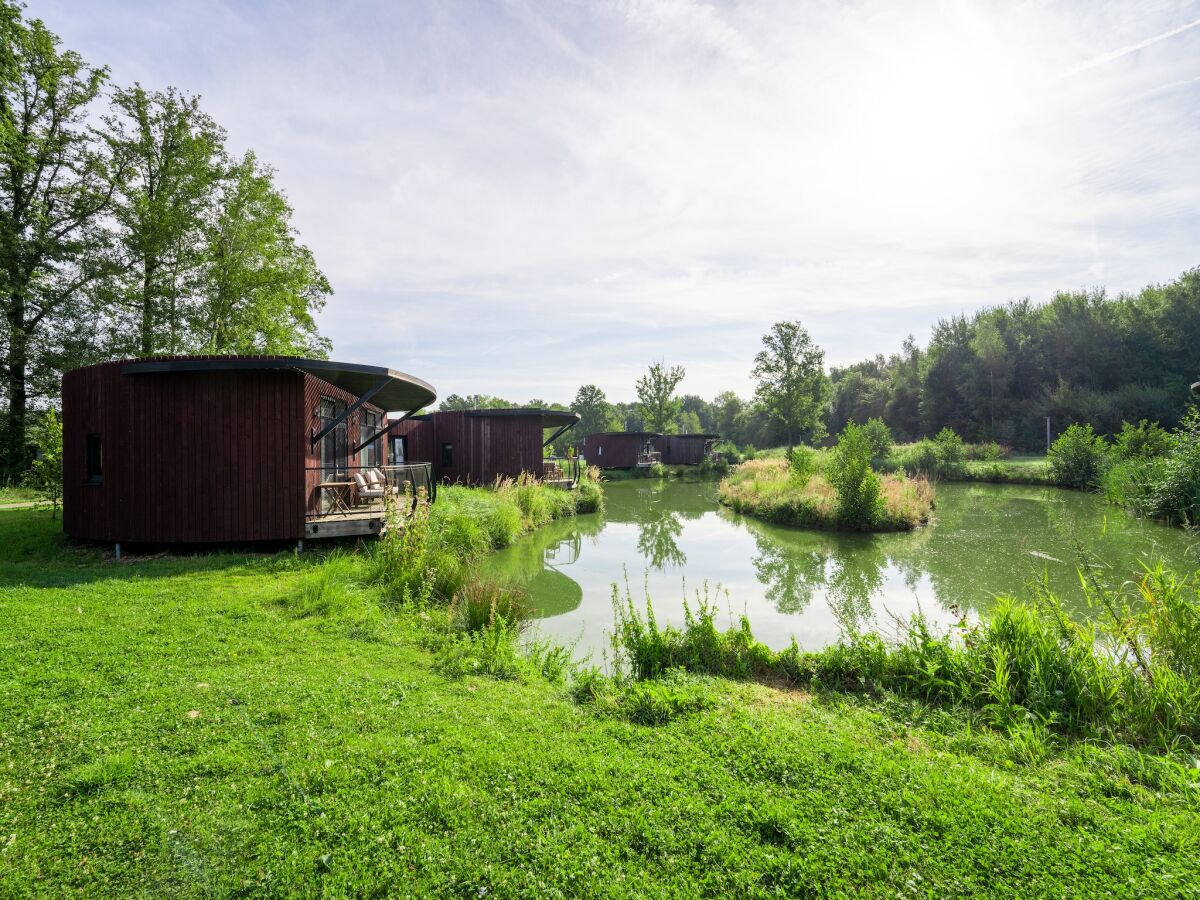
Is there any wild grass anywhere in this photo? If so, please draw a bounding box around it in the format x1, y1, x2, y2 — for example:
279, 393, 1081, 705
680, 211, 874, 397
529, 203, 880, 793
718, 458, 933, 531
363, 473, 602, 605
602, 565, 1200, 752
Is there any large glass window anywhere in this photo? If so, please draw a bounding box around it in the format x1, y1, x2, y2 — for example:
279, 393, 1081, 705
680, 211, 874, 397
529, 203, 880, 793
361, 410, 381, 468
319, 397, 348, 482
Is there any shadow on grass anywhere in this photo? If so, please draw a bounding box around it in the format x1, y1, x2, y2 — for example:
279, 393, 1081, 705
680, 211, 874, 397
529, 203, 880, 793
0, 507, 339, 589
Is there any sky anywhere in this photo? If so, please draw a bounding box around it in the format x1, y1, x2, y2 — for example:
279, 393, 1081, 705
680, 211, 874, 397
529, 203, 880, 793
32, 0, 1200, 405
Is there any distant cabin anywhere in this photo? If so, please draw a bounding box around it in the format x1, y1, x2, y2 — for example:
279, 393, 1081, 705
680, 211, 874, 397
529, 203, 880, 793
582, 432, 663, 469
62, 356, 437, 546
388, 408, 580, 486
657, 434, 720, 466
583, 432, 720, 469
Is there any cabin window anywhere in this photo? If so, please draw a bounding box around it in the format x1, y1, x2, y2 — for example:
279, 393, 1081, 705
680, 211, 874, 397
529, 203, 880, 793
390, 435, 406, 463
85, 434, 103, 485
441, 442, 453, 467
361, 410, 381, 468
318, 397, 348, 478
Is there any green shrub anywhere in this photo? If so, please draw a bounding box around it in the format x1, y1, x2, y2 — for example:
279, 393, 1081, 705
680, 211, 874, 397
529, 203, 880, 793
1112, 419, 1171, 461
828, 423, 882, 529
1047, 424, 1109, 489
861, 417, 893, 467
933, 428, 967, 477
786, 445, 817, 485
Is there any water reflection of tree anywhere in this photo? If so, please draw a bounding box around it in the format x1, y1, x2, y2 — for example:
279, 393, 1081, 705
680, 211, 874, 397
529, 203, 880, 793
636, 510, 687, 570
751, 531, 824, 614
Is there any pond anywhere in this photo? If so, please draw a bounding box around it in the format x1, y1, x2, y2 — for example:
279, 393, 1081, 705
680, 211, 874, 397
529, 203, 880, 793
483, 479, 1200, 661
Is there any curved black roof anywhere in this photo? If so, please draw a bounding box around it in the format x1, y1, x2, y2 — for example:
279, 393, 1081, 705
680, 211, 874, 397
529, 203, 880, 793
463, 408, 580, 428
121, 355, 437, 412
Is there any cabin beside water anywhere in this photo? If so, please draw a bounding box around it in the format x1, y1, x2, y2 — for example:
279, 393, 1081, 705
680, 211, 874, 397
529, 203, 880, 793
389, 408, 581, 486
582, 431, 719, 469
62, 356, 437, 547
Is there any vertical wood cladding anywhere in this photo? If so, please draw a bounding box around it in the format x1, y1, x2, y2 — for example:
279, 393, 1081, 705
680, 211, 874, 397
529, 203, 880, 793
62, 359, 385, 543
582, 432, 653, 469
657, 435, 714, 465
388, 411, 545, 484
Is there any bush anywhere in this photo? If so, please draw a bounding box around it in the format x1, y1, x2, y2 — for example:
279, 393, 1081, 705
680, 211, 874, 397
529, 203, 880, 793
1048, 424, 1110, 489
786, 445, 817, 485
1104, 410, 1200, 526
1112, 420, 1171, 461
933, 428, 966, 477
828, 423, 882, 529
861, 417, 893, 467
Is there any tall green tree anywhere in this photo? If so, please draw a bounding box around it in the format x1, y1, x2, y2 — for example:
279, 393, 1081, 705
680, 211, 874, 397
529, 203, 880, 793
197, 152, 330, 356
971, 318, 1006, 439
635, 361, 686, 433
103, 84, 225, 356
572, 384, 619, 438
0, 5, 117, 478
751, 320, 829, 454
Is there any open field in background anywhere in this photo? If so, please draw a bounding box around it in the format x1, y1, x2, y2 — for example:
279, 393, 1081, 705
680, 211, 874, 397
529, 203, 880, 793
3, 505, 1199, 896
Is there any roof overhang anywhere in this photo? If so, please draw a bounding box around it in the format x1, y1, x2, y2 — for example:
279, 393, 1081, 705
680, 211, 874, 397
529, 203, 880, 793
463, 408, 581, 428
122, 356, 437, 413
1192, 380, 1200, 397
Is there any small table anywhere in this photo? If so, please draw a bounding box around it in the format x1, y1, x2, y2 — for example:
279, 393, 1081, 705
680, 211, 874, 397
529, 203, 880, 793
317, 481, 354, 516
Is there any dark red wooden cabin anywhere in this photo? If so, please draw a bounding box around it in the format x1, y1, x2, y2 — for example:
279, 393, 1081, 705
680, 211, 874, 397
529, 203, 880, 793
388, 408, 580, 485
62, 356, 436, 546
656, 434, 719, 465
581, 432, 663, 469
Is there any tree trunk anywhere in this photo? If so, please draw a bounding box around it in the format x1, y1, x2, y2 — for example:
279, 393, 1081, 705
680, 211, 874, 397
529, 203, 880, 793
3, 300, 30, 482
140, 258, 157, 356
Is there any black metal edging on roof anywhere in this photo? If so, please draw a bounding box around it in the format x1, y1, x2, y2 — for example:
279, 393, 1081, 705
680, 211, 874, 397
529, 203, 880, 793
121, 356, 437, 414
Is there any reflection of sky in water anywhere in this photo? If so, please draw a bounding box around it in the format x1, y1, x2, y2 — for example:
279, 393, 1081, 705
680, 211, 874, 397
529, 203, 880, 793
484, 480, 1199, 663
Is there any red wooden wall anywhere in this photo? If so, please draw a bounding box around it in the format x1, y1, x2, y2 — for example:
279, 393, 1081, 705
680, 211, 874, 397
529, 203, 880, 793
582, 433, 653, 469
389, 412, 544, 484
62, 361, 386, 543
657, 435, 714, 465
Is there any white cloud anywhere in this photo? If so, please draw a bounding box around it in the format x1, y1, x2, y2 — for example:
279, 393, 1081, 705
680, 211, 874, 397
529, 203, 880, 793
33, 0, 1200, 402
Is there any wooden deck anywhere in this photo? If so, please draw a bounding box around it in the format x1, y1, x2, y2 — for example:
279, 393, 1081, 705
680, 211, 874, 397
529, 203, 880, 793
305, 505, 388, 539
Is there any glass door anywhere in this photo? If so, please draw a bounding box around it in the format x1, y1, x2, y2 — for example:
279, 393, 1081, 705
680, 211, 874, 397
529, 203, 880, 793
319, 398, 348, 512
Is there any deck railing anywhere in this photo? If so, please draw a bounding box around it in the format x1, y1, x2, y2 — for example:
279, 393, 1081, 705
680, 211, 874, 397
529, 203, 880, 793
306, 462, 435, 519
542, 455, 581, 487
636, 450, 662, 467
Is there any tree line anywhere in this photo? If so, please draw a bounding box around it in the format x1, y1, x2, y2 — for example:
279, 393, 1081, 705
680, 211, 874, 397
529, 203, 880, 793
828, 268, 1200, 450
1, 4, 330, 479
453, 268, 1199, 458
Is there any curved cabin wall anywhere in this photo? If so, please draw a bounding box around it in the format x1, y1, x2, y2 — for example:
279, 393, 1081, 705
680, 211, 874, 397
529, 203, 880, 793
63, 359, 387, 543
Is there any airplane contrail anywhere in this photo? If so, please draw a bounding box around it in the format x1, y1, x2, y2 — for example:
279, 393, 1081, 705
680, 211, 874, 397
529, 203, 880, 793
1066, 16, 1200, 76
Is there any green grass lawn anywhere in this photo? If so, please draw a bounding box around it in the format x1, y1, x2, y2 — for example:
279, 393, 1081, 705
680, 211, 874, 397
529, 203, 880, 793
0, 485, 43, 505
2, 507, 1198, 896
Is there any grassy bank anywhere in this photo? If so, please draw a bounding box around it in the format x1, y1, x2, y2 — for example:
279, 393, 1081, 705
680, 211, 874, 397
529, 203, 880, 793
3, 507, 1199, 895
718, 458, 934, 531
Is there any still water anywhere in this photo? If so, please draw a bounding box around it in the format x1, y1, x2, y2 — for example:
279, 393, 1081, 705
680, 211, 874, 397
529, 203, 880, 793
483, 479, 1199, 660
